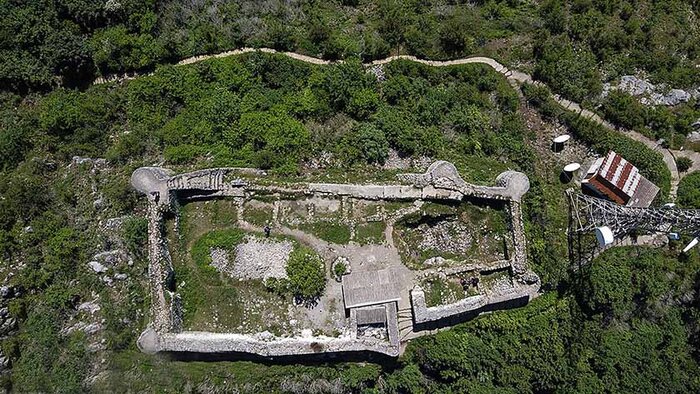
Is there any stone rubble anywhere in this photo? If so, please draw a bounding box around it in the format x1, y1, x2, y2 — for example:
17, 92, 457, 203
88, 261, 108, 273
78, 301, 101, 315
231, 236, 292, 280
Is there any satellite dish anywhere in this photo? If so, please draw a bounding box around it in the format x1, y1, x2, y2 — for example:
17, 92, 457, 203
682, 238, 698, 253
595, 226, 614, 247
553, 135, 571, 144
668, 232, 680, 241
563, 163, 581, 173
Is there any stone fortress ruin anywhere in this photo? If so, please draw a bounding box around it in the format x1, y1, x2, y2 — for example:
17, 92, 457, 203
132, 161, 540, 358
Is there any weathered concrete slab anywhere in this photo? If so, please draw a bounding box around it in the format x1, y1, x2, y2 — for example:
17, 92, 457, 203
342, 269, 402, 309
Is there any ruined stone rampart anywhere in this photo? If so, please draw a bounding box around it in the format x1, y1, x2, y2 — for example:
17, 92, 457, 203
138, 328, 399, 357
410, 281, 538, 325
131, 161, 539, 357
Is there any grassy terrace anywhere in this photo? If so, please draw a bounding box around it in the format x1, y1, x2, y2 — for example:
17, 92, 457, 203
166, 217, 295, 334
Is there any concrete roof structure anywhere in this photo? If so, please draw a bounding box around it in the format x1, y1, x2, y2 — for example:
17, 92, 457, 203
342, 269, 402, 309
355, 305, 388, 326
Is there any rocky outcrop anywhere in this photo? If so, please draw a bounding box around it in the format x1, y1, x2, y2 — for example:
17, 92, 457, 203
606, 75, 700, 106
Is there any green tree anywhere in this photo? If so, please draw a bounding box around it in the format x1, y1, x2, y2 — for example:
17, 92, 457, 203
678, 171, 700, 208
339, 123, 389, 165
228, 111, 310, 172
286, 247, 326, 301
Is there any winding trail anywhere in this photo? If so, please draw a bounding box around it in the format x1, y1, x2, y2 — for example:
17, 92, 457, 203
97, 47, 699, 199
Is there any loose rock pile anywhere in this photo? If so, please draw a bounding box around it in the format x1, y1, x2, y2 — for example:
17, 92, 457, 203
417, 220, 473, 256
231, 236, 292, 280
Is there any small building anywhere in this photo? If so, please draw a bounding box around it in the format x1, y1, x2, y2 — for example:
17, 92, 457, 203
342, 268, 401, 309
582, 151, 659, 208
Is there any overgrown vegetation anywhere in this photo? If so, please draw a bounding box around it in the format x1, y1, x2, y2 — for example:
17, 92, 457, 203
396, 201, 510, 268
523, 83, 672, 196
388, 247, 700, 392
678, 171, 700, 209
0, 16, 698, 389
678, 157, 694, 173
600, 91, 700, 149
4, 0, 697, 102
422, 277, 466, 308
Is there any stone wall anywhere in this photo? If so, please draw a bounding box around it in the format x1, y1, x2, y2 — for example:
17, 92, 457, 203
410, 281, 538, 325
131, 161, 537, 357
138, 328, 400, 357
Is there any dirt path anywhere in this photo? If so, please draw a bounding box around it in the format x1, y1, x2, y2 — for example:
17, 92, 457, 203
104, 47, 692, 199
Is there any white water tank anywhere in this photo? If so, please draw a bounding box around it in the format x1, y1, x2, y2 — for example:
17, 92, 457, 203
553, 134, 571, 144
595, 226, 614, 247
563, 163, 581, 173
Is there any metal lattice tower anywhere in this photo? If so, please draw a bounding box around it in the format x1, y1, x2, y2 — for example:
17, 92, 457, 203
566, 189, 700, 238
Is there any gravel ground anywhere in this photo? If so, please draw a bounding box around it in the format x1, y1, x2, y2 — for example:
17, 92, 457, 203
209, 248, 234, 277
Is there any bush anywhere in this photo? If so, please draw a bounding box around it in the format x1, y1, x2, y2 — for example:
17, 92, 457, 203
677, 157, 693, 173
601, 91, 647, 131
286, 247, 326, 301
122, 217, 148, 260
677, 171, 700, 209
333, 260, 347, 279
534, 36, 602, 102
164, 144, 204, 164
347, 88, 380, 119
338, 123, 389, 165
228, 111, 310, 172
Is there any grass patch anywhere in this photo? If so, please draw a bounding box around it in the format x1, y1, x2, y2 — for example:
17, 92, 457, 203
243, 206, 273, 227
168, 223, 298, 333
299, 221, 351, 244
190, 228, 246, 269
98, 349, 382, 393
179, 199, 239, 247
422, 277, 466, 307
355, 222, 386, 245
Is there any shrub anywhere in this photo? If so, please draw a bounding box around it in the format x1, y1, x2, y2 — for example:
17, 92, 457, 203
286, 247, 326, 301
347, 88, 380, 119
333, 260, 347, 279
677, 157, 693, 173
122, 217, 148, 260
338, 123, 389, 165
228, 111, 310, 171
164, 144, 204, 164
601, 91, 647, 131
677, 171, 700, 209
533, 36, 602, 102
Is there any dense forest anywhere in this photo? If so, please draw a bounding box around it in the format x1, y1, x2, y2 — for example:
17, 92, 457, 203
2, 0, 699, 94
1, 0, 700, 392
